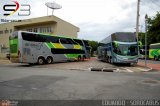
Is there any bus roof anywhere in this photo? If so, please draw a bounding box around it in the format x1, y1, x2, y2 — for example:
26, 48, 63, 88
100, 32, 136, 44
150, 43, 160, 46
16, 31, 87, 41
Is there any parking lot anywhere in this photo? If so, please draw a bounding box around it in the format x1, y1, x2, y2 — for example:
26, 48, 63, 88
32, 57, 153, 72
0, 57, 154, 72
0, 57, 160, 100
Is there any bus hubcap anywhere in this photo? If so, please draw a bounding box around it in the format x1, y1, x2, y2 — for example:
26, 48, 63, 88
47, 58, 52, 63
39, 59, 44, 64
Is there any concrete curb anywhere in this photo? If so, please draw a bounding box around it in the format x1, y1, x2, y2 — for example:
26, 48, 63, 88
141, 67, 153, 72
136, 64, 153, 72
70, 68, 89, 71
90, 67, 117, 72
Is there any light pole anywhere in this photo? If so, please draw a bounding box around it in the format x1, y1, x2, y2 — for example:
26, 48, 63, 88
136, 0, 140, 41
145, 14, 148, 67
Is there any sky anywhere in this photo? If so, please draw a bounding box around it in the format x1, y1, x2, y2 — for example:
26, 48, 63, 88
0, 0, 160, 41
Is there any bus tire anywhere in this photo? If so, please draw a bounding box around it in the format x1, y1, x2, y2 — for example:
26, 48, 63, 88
106, 56, 109, 63
154, 56, 156, 60
110, 57, 113, 64
78, 56, 81, 61
82, 55, 86, 61
154, 56, 158, 61
46, 56, 53, 64
37, 57, 45, 65
108, 57, 111, 63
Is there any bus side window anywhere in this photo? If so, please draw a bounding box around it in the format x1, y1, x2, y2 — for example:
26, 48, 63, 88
60, 38, 73, 44
83, 40, 89, 46
74, 39, 83, 46
47, 36, 59, 43
71, 39, 78, 44
36, 34, 47, 42
67, 38, 74, 44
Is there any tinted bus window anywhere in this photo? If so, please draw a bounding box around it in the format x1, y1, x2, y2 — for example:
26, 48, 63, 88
67, 38, 74, 44
83, 40, 89, 46
112, 33, 136, 42
150, 44, 160, 49
22, 32, 48, 42
47, 36, 60, 43
74, 39, 83, 46
22, 32, 38, 42
71, 39, 78, 44
36, 34, 47, 42
60, 38, 73, 44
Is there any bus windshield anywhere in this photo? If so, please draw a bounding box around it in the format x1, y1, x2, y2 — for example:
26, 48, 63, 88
113, 44, 138, 56
112, 33, 137, 42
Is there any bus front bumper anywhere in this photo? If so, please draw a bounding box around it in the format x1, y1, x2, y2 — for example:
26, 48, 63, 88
115, 56, 138, 63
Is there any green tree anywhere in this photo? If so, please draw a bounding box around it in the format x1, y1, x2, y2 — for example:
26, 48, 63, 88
88, 40, 99, 57
147, 12, 160, 45
138, 32, 145, 45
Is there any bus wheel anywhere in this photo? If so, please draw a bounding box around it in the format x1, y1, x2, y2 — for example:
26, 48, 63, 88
106, 57, 109, 63
154, 56, 158, 61
46, 56, 53, 64
37, 57, 45, 65
82, 55, 86, 61
78, 56, 81, 61
154, 56, 156, 60
110, 57, 113, 64
108, 57, 110, 63
109, 57, 111, 63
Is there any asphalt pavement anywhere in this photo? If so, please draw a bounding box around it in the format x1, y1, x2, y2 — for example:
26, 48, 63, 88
0, 64, 160, 100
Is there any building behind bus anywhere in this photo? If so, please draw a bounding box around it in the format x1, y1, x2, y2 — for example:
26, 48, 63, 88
0, 16, 79, 58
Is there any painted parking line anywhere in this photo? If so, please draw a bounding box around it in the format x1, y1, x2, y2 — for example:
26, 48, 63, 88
123, 68, 133, 72
135, 67, 152, 72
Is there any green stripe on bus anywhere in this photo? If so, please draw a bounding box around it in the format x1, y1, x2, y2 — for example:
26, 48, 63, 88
150, 49, 160, 58
10, 39, 18, 44
65, 54, 79, 58
45, 43, 54, 48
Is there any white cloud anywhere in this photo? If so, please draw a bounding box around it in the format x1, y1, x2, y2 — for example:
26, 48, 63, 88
0, 0, 160, 41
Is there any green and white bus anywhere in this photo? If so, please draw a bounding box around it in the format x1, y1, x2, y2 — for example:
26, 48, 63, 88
149, 43, 160, 61
97, 32, 139, 65
9, 31, 91, 64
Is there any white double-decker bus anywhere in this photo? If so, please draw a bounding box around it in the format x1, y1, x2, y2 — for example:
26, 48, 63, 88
9, 31, 91, 64
97, 32, 139, 65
